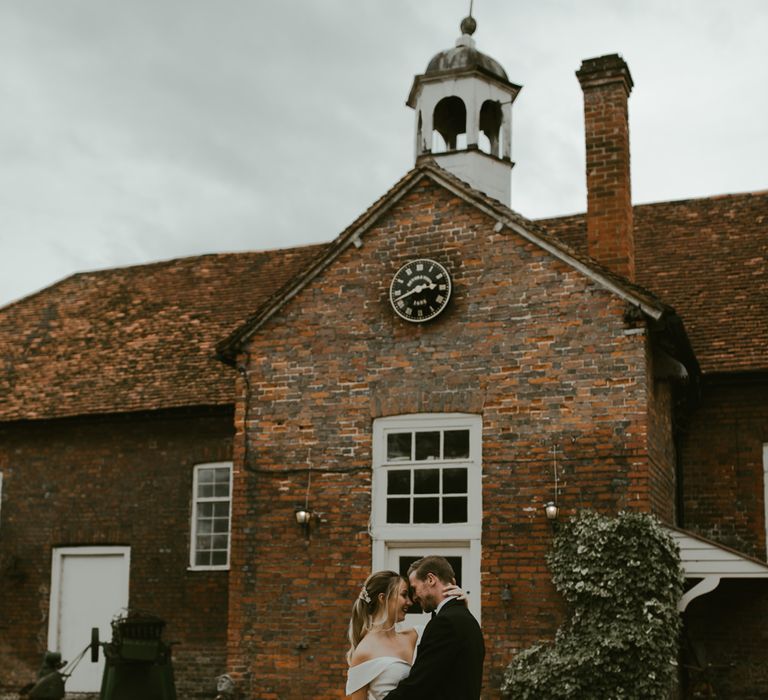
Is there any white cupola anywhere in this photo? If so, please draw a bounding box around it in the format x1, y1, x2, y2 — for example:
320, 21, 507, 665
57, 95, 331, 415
407, 15, 521, 205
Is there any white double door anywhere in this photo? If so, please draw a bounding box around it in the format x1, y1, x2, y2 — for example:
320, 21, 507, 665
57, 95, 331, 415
48, 546, 131, 693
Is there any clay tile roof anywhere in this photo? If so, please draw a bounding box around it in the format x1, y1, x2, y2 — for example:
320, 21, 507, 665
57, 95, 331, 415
2, 166, 763, 423
0, 245, 325, 421
538, 190, 768, 374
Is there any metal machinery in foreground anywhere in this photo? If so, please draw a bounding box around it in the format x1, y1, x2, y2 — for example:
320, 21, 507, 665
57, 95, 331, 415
97, 612, 177, 700
21, 612, 177, 700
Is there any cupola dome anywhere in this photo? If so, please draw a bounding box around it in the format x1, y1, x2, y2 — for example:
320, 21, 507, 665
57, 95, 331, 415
424, 17, 509, 82
425, 45, 509, 82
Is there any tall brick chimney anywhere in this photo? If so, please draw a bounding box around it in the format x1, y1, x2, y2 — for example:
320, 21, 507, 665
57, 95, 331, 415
576, 54, 635, 281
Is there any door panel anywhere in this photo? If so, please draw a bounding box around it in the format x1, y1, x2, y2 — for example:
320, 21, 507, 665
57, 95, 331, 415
49, 547, 130, 693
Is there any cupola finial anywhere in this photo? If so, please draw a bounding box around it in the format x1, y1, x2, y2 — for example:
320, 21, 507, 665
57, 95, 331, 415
461, 0, 477, 37
460, 15, 477, 36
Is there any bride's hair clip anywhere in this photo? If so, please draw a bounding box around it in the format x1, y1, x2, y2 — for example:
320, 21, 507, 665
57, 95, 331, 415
359, 584, 371, 604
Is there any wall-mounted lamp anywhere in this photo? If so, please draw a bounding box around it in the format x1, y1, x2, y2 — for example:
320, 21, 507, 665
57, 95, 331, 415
544, 444, 561, 526
295, 507, 312, 525
544, 501, 559, 521
501, 584, 512, 620
297, 450, 315, 539
295, 507, 314, 538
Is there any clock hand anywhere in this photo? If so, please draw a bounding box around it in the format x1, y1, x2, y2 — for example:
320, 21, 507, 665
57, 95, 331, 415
393, 282, 438, 302
393, 284, 425, 302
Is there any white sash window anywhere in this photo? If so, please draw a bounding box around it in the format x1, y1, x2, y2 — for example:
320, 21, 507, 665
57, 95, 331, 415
190, 462, 233, 570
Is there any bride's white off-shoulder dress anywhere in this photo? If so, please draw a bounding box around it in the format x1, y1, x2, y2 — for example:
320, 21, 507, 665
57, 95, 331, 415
345, 656, 411, 699
345, 627, 423, 699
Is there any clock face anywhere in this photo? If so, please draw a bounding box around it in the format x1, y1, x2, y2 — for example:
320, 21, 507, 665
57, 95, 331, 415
389, 259, 452, 323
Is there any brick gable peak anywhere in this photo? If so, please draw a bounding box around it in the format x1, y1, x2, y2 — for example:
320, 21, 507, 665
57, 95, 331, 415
216, 159, 685, 366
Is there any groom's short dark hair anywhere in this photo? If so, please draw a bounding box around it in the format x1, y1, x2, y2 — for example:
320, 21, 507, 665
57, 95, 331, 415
408, 555, 455, 584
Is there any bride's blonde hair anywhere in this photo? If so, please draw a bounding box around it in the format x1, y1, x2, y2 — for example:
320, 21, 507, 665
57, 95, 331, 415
347, 570, 404, 661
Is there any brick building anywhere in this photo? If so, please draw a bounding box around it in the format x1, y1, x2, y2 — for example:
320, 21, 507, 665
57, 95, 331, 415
1, 17, 767, 700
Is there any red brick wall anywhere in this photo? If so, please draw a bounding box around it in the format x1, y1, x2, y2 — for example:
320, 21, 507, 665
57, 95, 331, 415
0, 406, 232, 698
228, 179, 660, 698
681, 374, 768, 558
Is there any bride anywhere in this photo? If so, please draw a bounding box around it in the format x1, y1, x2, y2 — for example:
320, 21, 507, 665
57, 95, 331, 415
345, 570, 464, 699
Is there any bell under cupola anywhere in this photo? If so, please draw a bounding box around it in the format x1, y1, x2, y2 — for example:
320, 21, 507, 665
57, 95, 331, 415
407, 15, 521, 205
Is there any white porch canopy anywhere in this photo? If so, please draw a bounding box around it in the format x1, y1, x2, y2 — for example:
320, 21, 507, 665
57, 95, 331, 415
664, 525, 768, 611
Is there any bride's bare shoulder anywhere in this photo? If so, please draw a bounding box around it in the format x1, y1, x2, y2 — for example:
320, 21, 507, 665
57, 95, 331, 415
348, 634, 378, 667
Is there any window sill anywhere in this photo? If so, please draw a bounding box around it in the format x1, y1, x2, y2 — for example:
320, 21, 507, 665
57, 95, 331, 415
187, 565, 230, 572
371, 523, 482, 541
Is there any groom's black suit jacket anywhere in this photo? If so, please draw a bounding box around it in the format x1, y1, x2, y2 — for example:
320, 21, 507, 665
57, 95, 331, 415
384, 598, 485, 700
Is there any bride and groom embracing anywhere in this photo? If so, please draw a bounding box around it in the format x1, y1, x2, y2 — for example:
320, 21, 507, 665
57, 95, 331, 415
345, 555, 485, 699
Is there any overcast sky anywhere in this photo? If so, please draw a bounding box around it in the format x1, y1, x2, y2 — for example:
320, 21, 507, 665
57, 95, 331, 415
1, 0, 766, 306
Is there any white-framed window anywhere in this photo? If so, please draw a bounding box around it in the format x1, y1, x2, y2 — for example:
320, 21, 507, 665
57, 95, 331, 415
190, 462, 233, 570
371, 414, 482, 622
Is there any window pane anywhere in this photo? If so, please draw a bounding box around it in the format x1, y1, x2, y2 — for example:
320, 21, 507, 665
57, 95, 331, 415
213, 482, 230, 497
443, 496, 467, 523
414, 469, 439, 494
413, 497, 439, 523
196, 535, 212, 550
211, 551, 228, 566
197, 519, 213, 535
198, 469, 215, 484
213, 502, 230, 517
415, 432, 440, 460
198, 484, 214, 498
212, 534, 229, 550
444, 430, 470, 459
213, 467, 229, 483
447, 557, 463, 587
198, 502, 214, 518
443, 468, 468, 494
195, 551, 211, 567
387, 470, 411, 495
387, 498, 410, 523
387, 433, 412, 461
213, 518, 229, 533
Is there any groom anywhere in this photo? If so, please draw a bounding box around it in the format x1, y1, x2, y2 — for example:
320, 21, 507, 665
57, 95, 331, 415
385, 555, 485, 699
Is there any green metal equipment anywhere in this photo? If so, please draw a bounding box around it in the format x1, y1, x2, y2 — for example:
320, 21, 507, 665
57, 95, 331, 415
96, 612, 177, 700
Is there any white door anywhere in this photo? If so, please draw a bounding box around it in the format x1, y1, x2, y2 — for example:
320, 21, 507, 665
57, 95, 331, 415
48, 547, 130, 693
386, 544, 477, 626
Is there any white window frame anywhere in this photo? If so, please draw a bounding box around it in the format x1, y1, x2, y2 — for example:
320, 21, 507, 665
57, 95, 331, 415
189, 461, 233, 571
371, 414, 482, 622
